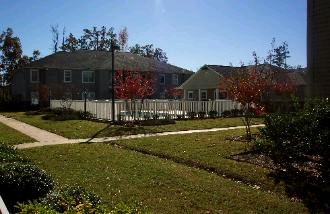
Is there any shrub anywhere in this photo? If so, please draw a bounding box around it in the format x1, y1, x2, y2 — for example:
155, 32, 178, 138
208, 110, 218, 118
0, 143, 29, 163
41, 185, 102, 213
221, 109, 243, 117
187, 111, 196, 119
0, 163, 54, 211
42, 108, 93, 121
197, 111, 206, 119
16, 186, 144, 214
152, 114, 159, 120
258, 99, 330, 170
256, 98, 330, 212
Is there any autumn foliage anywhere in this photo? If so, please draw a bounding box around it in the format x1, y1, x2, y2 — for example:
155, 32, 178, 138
114, 70, 154, 100
166, 86, 182, 99
220, 65, 296, 140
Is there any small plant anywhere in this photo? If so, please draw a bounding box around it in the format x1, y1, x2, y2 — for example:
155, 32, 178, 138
0, 143, 29, 164
16, 186, 144, 214
152, 114, 159, 120
197, 111, 206, 119
187, 111, 196, 119
176, 114, 184, 120
208, 110, 218, 118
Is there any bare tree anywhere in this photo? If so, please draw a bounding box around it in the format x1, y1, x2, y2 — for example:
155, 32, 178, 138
118, 27, 128, 51
50, 25, 59, 53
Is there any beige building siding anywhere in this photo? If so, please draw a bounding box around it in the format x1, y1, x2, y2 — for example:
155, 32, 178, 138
181, 68, 220, 90
307, 0, 330, 97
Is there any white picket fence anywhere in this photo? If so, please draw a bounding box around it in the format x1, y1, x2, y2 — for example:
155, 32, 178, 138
50, 99, 240, 121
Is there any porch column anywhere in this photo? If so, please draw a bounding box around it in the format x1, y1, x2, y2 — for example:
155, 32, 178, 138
183, 89, 187, 100
198, 89, 201, 101
215, 88, 219, 100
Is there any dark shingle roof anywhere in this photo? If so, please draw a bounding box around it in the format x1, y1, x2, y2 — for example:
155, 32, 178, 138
27, 50, 193, 74
207, 64, 307, 86
206, 65, 241, 77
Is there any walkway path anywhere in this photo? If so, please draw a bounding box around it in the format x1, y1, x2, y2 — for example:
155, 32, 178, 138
0, 114, 264, 149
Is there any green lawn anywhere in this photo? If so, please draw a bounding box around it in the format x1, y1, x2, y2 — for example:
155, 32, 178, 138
22, 129, 308, 213
2, 112, 264, 139
0, 122, 35, 145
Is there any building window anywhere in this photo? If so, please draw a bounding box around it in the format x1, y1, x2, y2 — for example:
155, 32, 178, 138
159, 74, 165, 85
30, 92, 39, 105
30, 69, 39, 82
172, 74, 178, 85
187, 91, 194, 100
82, 71, 95, 83
64, 70, 72, 82
201, 90, 207, 100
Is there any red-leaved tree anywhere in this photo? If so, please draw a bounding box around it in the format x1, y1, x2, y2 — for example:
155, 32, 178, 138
220, 66, 268, 140
115, 70, 154, 100
115, 70, 154, 120
166, 86, 182, 99
220, 65, 296, 140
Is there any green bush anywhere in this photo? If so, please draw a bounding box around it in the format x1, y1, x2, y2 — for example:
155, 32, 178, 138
42, 185, 102, 213
197, 111, 206, 119
0, 143, 29, 163
258, 99, 330, 170
0, 163, 54, 211
16, 201, 57, 214
16, 186, 144, 214
187, 111, 196, 119
208, 110, 218, 118
256, 98, 330, 212
42, 108, 93, 121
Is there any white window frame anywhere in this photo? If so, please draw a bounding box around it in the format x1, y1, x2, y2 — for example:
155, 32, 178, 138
64, 70, 72, 83
187, 91, 194, 100
82, 71, 95, 83
201, 90, 207, 100
172, 74, 178, 85
159, 74, 165, 85
30, 69, 39, 83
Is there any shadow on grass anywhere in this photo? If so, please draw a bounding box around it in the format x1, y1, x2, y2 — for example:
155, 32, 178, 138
230, 150, 330, 213
270, 169, 330, 213
82, 123, 148, 143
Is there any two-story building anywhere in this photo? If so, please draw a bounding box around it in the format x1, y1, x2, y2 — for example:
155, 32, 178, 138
11, 50, 193, 105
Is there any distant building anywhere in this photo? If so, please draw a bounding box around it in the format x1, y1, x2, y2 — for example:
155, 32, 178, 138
307, 0, 330, 97
11, 50, 193, 105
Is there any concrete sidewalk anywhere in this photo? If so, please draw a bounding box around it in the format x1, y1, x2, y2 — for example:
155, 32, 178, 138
0, 114, 264, 149
0, 114, 68, 144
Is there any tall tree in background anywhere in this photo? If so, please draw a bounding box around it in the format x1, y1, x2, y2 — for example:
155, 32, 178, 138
61, 26, 117, 51
129, 43, 168, 63
50, 25, 59, 53
118, 27, 128, 51
266, 38, 290, 68
0, 28, 26, 85
61, 33, 79, 52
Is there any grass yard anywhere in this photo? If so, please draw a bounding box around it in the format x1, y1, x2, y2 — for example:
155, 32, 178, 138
0, 122, 35, 145
2, 112, 264, 139
21, 129, 308, 213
